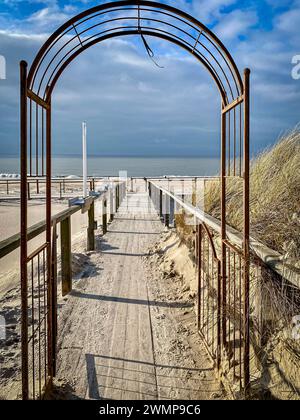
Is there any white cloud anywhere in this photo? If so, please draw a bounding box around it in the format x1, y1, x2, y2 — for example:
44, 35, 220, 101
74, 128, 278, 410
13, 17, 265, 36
213, 9, 258, 40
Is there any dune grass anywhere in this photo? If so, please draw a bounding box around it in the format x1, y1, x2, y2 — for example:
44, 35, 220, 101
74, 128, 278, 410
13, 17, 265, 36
204, 127, 300, 259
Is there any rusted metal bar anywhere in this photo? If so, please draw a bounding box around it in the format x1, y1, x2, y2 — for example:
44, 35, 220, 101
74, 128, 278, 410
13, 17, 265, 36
243, 68, 251, 395
20, 60, 29, 400
46, 96, 54, 383
27, 242, 48, 262
27, 89, 50, 110
51, 221, 58, 376
197, 223, 202, 330
87, 201, 95, 251
27, 182, 31, 200
221, 109, 227, 347
61, 216, 72, 296
222, 95, 244, 114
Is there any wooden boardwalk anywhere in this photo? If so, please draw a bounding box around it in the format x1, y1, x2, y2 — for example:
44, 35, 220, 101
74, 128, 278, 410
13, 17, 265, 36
55, 189, 222, 400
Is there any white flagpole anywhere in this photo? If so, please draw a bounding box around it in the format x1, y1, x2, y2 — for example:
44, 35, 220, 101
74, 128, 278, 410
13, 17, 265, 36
82, 121, 87, 198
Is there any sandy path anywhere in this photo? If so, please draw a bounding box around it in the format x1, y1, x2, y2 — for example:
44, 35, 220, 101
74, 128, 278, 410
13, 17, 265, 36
55, 190, 223, 400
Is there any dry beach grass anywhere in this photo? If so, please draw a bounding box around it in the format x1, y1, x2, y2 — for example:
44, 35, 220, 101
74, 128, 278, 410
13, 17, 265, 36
204, 127, 300, 260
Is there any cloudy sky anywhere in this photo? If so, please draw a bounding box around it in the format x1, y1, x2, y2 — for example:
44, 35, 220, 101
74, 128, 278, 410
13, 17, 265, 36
0, 0, 299, 157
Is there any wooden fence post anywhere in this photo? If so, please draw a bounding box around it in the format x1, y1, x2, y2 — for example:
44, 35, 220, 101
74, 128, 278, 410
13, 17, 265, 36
116, 185, 120, 212
164, 194, 170, 227
102, 198, 107, 235
159, 190, 163, 219
87, 201, 95, 251
109, 187, 114, 222
60, 216, 72, 296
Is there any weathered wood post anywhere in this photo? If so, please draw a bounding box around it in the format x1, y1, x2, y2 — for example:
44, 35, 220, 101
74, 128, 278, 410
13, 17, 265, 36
164, 194, 170, 227
159, 190, 163, 219
109, 186, 114, 222
102, 198, 107, 235
170, 190, 175, 227
192, 177, 197, 206
36, 179, 39, 195
59, 182, 62, 200
6, 180, 9, 195
116, 184, 120, 211
60, 216, 72, 296
87, 201, 95, 251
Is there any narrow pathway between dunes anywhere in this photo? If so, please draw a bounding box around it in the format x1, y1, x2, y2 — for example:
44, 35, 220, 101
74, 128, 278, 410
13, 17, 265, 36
55, 187, 223, 400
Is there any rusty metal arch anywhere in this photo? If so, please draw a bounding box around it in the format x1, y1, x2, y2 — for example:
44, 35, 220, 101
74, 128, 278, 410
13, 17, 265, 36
20, 0, 250, 400
26, 0, 243, 103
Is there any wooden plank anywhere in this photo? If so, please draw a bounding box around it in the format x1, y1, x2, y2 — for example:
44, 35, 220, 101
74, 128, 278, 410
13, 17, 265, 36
81, 196, 94, 214
61, 217, 72, 296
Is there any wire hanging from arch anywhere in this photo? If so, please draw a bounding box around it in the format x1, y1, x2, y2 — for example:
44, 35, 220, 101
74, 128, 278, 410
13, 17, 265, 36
137, 3, 164, 69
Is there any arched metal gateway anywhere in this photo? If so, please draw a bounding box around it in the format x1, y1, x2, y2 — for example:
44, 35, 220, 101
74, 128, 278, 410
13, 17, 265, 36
20, 0, 250, 399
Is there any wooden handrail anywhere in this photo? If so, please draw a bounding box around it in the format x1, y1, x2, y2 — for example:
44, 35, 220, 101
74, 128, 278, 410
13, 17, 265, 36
149, 181, 300, 288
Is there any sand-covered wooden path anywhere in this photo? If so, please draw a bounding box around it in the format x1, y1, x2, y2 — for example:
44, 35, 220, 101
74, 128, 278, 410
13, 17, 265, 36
55, 188, 223, 400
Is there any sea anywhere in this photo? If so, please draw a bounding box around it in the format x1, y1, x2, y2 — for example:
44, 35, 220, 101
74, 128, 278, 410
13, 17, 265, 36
0, 156, 220, 178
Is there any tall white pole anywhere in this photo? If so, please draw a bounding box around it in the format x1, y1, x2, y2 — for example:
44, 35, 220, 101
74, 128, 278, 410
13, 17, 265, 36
82, 122, 87, 198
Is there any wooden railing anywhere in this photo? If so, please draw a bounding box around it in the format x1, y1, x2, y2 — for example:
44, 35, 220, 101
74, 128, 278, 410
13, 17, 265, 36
148, 180, 300, 398
148, 180, 299, 287
0, 181, 126, 296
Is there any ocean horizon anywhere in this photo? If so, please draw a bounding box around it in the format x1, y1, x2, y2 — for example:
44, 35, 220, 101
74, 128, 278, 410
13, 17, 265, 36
0, 155, 220, 177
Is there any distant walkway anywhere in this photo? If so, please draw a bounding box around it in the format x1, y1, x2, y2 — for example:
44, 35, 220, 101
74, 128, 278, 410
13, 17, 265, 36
55, 189, 222, 400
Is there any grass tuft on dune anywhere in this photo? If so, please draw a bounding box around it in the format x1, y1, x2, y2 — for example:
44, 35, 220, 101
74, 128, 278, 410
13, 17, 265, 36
204, 127, 300, 259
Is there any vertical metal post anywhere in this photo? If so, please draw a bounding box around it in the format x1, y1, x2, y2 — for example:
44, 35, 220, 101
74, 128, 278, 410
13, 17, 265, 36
20, 60, 29, 400
221, 107, 227, 347
27, 182, 31, 201
61, 217, 72, 296
46, 95, 53, 381
243, 69, 251, 395
51, 221, 58, 376
82, 122, 87, 198
197, 224, 202, 330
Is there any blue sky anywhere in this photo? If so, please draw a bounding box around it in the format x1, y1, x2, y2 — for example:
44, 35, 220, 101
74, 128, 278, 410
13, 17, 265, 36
0, 0, 299, 157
